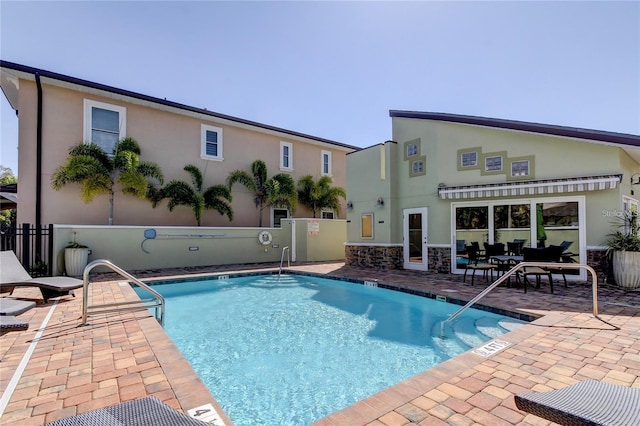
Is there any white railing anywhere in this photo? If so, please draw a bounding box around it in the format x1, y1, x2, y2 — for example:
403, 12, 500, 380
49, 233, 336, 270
278, 246, 290, 280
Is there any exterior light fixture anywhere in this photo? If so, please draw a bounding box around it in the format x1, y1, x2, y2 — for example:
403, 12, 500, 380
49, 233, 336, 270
631, 173, 640, 186
375, 197, 384, 208
346, 201, 353, 211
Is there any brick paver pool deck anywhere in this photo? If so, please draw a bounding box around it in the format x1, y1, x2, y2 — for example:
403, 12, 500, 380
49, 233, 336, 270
1, 262, 638, 425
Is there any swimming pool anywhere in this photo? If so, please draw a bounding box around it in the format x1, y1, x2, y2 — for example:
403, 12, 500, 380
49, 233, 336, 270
139, 273, 525, 426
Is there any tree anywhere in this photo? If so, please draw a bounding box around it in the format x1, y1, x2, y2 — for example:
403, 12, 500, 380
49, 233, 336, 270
51, 138, 164, 225
150, 164, 233, 226
227, 159, 297, 227
0, 165, 17, 185
297, 175, 346, 218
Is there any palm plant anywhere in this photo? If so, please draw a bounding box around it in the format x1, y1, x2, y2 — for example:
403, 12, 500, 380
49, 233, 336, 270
151, 164, 233, 226
51, 138, 164, 225
297, 175, 346, 218
227, 159, 297, 227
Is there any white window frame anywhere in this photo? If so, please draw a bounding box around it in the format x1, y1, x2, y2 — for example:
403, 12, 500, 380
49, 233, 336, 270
511, 160, 530, 177
280, 141, 293, 171
83, 99, 126, 153
485, 156, 503, 172
461, 152, 478, 167
201, 124, 224, 161
321, 210, 335, 219
271, 207, 290, 228
321, 150, 332, 176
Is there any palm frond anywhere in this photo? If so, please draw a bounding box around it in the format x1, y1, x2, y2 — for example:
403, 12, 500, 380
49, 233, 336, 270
80, 174, 112, 203
251, 160, 268, 186
183, 164, 203, 193
114, 137, 141, 156
68, 143, 112, 170
118, 170, 149, 198
227, 170, 256, 191
137, 162, 164, 184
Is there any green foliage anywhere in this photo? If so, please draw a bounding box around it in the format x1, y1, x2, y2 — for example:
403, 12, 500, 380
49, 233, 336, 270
0, 165, 17, 185
227, 159, 297, 227
50, 138, 164, 225
607, 210, 640, 252
297, 175, 346, 218
153, 164, 233, 226
29, 260, 49, 277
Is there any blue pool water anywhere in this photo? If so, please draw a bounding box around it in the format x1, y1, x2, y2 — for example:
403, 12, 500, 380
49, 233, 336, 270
138, 274, 525, 426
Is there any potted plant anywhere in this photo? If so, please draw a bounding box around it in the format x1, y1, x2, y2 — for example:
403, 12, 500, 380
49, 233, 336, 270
606, 210, 640, 289
64, 232, 90, 276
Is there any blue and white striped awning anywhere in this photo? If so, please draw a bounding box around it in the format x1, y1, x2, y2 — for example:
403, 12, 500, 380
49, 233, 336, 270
438, 174, 622, 200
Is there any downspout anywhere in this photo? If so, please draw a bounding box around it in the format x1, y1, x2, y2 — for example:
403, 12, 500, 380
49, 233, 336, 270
35, 72, 43, 260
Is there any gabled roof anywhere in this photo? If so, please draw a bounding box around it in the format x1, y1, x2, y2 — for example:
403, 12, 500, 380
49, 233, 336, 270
389, 110, 640, 148
0, 60, 359, 152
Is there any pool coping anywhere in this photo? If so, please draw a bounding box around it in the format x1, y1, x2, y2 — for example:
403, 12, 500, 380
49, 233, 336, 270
1, 262, 638, 425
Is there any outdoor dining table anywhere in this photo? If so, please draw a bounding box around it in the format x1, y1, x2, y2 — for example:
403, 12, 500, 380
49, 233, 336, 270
490, 255, 524, 263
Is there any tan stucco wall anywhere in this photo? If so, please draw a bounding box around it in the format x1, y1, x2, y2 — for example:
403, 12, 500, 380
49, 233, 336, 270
14, 78, 351, 227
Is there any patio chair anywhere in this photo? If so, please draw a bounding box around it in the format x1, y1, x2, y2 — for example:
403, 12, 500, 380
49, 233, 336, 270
515, 379, 640, 425
0, 251, 83, 303
463, 245, 497, 285
45, 395, 211, 425
507, 240, 525, 256
0, 315, 28, 332
0, 298, 35, 333
521, 247, 554, 293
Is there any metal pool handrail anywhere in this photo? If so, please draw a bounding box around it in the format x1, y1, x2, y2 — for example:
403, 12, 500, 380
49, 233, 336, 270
279, 246, 290, 280
446, 262, 599, 324
81, 259, 165, 326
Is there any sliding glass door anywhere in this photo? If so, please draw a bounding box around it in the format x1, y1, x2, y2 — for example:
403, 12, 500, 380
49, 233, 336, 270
452, 196, 585, 277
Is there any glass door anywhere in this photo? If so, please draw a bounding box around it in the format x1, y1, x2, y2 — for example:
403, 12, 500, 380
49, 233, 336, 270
453, 206, 488, 272
404, 208, 428, 270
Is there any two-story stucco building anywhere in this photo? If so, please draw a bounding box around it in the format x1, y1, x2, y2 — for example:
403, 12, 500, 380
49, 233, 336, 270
345, 111, 640, 280
0, 61, 357, 227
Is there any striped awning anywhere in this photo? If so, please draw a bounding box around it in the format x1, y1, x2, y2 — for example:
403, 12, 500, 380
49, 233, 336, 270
438, 174, 622, 200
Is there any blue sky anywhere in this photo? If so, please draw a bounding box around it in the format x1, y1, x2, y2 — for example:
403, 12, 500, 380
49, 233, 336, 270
1, 1, 639, 176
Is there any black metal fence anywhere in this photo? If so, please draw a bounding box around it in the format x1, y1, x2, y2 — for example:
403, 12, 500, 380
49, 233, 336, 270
1, 223, 54, 277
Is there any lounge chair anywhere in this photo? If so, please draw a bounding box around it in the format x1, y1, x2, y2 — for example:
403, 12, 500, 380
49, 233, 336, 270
45, 395, 211, 425
0, 315, 28, 332
515, 379, 640, 425
0, 298, 35, 333
0, 251, 83, 303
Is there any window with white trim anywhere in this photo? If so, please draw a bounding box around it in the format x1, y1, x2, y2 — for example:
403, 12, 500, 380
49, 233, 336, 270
461, 151, 477, 167
84, 99, 126, 154
412, 159, 424, 174
321, 150, 332, 176
201, 124, 224, 161
511, 160, 530, 177
485, 156, 503, 172
272, 208, 289, 228
280, 142, 293, 171
406, 143, 418, 157
321, 211, 335, 219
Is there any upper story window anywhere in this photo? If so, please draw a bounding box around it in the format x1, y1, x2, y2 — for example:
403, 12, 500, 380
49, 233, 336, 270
280, 141, 293, 171
321, 211, 335, 219
201, 124, 224, 161
511, 160, 530, 177
485, 156, 503, 172
461, 151, 478, 167
84, 99, 126, 154
321, 150, 332, 176
412, 159, 424, 174
406, 143, 418, 157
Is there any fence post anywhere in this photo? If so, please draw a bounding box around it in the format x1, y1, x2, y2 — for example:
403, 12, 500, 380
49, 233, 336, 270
48, 223, 54, 276
21, 223, 31, 269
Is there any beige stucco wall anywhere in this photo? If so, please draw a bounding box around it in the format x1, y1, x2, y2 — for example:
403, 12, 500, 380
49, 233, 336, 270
285, 218, 347, 262
347, 117, 639, 252
13, 77, 351, 227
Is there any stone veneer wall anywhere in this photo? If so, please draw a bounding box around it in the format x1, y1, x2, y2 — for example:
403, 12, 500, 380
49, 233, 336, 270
346, 245, 610, 280
345, 245, 403, 269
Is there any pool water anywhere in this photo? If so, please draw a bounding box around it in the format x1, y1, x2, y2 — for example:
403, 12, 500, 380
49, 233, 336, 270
139, 274, 525, 426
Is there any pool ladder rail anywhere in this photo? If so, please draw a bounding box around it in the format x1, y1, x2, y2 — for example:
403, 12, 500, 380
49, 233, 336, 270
81, 259, 165, 326
278, 246, 290, 280
441, 262, 600, 337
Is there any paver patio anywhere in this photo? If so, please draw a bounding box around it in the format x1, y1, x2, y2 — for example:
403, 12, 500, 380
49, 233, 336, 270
1, 262, 638, 425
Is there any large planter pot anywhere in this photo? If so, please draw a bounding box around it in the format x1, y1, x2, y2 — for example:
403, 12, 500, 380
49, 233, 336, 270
65, 248, 89, 276
611, 250, 640, 289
